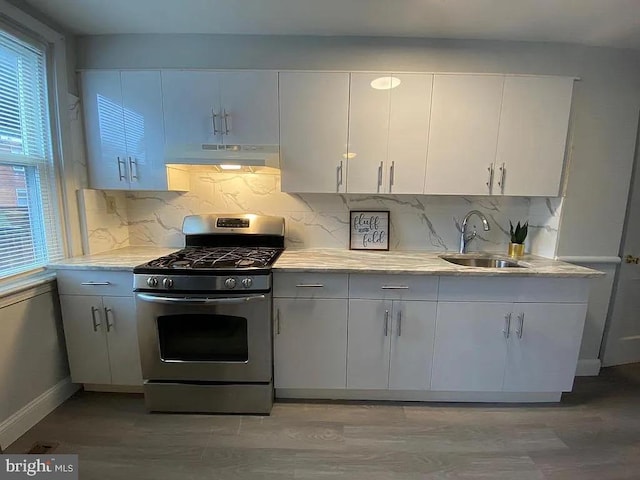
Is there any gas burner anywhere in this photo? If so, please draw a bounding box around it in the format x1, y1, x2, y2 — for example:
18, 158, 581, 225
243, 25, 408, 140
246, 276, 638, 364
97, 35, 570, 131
171, 260, 192, 269
136, 246, 283, 273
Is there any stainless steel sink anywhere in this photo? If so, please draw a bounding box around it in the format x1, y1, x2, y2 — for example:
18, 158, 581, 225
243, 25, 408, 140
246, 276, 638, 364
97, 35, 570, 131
440, 254, 526, 268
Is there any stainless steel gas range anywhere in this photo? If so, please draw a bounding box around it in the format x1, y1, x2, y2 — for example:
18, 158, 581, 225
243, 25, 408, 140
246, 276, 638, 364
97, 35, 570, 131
133, 214, 285, 414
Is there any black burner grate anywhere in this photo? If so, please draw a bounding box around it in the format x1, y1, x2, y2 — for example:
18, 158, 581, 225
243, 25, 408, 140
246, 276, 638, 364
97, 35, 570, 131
139, 246, 283, 270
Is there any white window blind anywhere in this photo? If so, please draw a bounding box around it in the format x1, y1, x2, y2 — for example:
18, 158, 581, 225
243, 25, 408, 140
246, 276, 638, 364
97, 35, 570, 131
0, 27, 64, 278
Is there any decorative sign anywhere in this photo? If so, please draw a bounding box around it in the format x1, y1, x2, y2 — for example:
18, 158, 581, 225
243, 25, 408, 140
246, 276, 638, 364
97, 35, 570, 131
349, 211, 390, 251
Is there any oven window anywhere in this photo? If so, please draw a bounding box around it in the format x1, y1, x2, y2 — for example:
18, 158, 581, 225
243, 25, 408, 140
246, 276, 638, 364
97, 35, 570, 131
157, 314, 248, 362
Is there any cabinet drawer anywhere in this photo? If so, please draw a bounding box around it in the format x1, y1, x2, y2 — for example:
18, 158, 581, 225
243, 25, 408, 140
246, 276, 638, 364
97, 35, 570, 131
56, 270, 134, 296
438, 277, 589, 303
273, 273, 348, 298
349, 274, 438, 300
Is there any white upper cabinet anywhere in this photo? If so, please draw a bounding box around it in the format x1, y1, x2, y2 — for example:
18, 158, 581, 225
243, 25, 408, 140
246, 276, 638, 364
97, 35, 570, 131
347, 73, 432, 194
162, 71, 221, 147
81, 71, 128, 190
81, 70, 183, 191
120, 71, 167, 190
346, 73, 391, 194
217, 71, 279, 145
495, 76, 574, 196
162, 70, 278, 148
425, 75, 505, 195
387, 74, 432, 194
279, 72, 350, 193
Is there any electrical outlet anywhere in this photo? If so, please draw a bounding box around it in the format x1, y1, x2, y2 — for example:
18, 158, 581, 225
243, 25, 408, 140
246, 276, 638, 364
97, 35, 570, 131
105, 196, 117, 214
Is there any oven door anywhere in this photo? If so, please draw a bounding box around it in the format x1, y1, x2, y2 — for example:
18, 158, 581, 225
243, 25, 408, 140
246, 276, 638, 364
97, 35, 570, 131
136, 292, 271, 383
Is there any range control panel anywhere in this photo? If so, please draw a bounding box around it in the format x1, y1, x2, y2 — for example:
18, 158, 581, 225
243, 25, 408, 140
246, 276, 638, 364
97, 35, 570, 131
216, 218, 250, 228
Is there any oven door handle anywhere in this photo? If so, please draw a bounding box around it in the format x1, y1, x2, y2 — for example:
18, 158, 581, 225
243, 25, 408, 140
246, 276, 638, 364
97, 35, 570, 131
136, 293, 267, 305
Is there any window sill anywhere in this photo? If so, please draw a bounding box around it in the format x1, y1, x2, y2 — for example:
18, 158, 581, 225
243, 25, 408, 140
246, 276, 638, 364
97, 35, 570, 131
0, 269, 57, 303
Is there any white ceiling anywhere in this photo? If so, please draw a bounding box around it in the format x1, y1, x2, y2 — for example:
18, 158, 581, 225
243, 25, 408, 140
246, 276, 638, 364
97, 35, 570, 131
25, 0, 640, 49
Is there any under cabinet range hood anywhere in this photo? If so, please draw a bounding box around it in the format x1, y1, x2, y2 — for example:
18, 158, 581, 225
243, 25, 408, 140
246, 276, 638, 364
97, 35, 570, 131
165, 144, 280, 170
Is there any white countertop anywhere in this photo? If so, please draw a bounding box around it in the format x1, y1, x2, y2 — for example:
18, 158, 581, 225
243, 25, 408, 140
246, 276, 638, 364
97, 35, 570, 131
273, 249, 603, 278
47, 246, 180, 271
48, 246, 602, 278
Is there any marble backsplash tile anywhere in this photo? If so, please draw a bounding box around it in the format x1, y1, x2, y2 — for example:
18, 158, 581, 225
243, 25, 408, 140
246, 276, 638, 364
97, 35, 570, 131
79, 169, 562, 256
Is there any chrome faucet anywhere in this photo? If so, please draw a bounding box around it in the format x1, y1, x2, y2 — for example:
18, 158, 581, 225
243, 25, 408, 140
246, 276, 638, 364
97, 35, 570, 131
459, 210, 490, 253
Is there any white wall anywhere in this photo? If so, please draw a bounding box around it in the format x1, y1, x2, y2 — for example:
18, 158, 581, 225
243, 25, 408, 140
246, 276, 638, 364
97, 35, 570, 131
0, 284, 74, 449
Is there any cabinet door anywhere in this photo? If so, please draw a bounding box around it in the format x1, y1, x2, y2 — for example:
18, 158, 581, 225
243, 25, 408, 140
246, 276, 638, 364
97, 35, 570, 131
503, 303, 586, 392
279, 72, 350, 193
431, 302, 511, 391
495, 76, 574, 196
80, 71, 129, 189
218, 71, 279, 145
388, 301, 437, 390
274, 298, 348, 389
347, 299, 392, 389
59, 295, 111, 384
162, 71, 221, 147
387, 74, 432, 194
103, 296, 143, 386
346, 73, 391, 193
120, 71, 167, 190
425, 75, 504, 195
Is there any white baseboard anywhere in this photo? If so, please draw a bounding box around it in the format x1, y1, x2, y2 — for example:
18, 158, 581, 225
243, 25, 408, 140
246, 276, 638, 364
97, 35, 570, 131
276, 389, 562, 403
0, 377, 79, 450
575, 359, 601, 376
83, 384, 143, 393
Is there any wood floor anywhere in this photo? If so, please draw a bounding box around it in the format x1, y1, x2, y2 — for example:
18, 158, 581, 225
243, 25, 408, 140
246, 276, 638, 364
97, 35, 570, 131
7, 364, 640, 479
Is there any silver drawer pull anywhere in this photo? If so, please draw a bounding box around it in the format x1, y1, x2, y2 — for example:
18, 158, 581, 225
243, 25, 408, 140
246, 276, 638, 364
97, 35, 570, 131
81, 282, 111, 286
295, 284, 324, 288
381, 285, 409, 290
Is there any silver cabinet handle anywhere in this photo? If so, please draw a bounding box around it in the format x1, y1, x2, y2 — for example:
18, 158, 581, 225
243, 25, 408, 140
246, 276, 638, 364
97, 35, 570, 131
295, 284, 324, 288
128, 157, 138, 181
384, 310, 389, 336
377, 161, 383, 192
90, 306, 101, 332
486, 164, 494, 191
223, 109, 230, 135
276, 308, 281, 335
80, 281, 111, 286
381, 285, 409, 290
117, 156, 126, 181
503, 312, 512, 338
104, 307, 114, 332
389, 161, 395, 192
212, 109, 220, 135
497, 162, 506, 192
336, 161, 343, 192
397, 310, 402, 337
516, 312, 525, 339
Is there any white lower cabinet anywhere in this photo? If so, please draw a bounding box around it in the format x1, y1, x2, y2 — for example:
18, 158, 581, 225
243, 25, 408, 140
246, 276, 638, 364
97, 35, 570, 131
59, 294, 142, 386
273, 298, 348, 389
272, 272, 589, 401
347, 299, 437, 390
503, 303, 587, 392
432, 302, 511, 392
432, 301, 587, 393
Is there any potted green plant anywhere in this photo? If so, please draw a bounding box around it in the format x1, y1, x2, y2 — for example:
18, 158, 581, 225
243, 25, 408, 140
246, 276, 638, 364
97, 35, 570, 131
509, 221, 528, 257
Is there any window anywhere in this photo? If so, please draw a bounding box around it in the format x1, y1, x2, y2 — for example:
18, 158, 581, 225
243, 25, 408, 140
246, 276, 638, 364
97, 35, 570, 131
0, 28, 64, 278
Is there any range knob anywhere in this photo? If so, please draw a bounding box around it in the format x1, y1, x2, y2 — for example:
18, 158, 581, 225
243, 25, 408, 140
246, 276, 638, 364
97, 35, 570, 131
224, 277, 237, 289
163, 278, 174, 289
147, 277, 158, 288
241, 277, 253, 289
